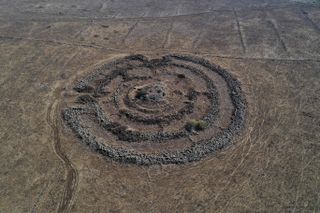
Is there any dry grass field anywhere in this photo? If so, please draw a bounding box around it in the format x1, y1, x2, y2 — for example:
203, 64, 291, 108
0, 0, 319, 212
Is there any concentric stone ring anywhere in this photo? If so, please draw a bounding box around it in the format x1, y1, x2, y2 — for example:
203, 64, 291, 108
62, 54, 247, 165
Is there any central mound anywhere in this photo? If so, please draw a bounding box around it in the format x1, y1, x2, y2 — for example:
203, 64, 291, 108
62, 54, 246, 165
132, 83, 167, 103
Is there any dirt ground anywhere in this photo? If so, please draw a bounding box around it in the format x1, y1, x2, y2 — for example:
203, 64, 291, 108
0, 0, 320, 212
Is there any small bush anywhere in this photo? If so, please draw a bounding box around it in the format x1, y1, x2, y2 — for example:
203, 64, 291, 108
185, 119, 208, 132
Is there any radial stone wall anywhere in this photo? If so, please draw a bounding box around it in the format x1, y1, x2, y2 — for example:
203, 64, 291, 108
62, 54, 247, 165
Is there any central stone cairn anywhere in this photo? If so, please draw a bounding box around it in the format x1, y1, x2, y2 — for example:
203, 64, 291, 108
133, 83, 167, 102
63, 54, 246, 165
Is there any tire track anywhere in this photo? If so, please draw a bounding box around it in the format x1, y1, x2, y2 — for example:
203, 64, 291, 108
47, 88, 78, 213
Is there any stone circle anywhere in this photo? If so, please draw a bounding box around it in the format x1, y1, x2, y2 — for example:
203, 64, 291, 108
62, 54, 247, 165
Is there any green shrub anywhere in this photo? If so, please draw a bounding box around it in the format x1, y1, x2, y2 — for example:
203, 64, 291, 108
185, 119, 208, 132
